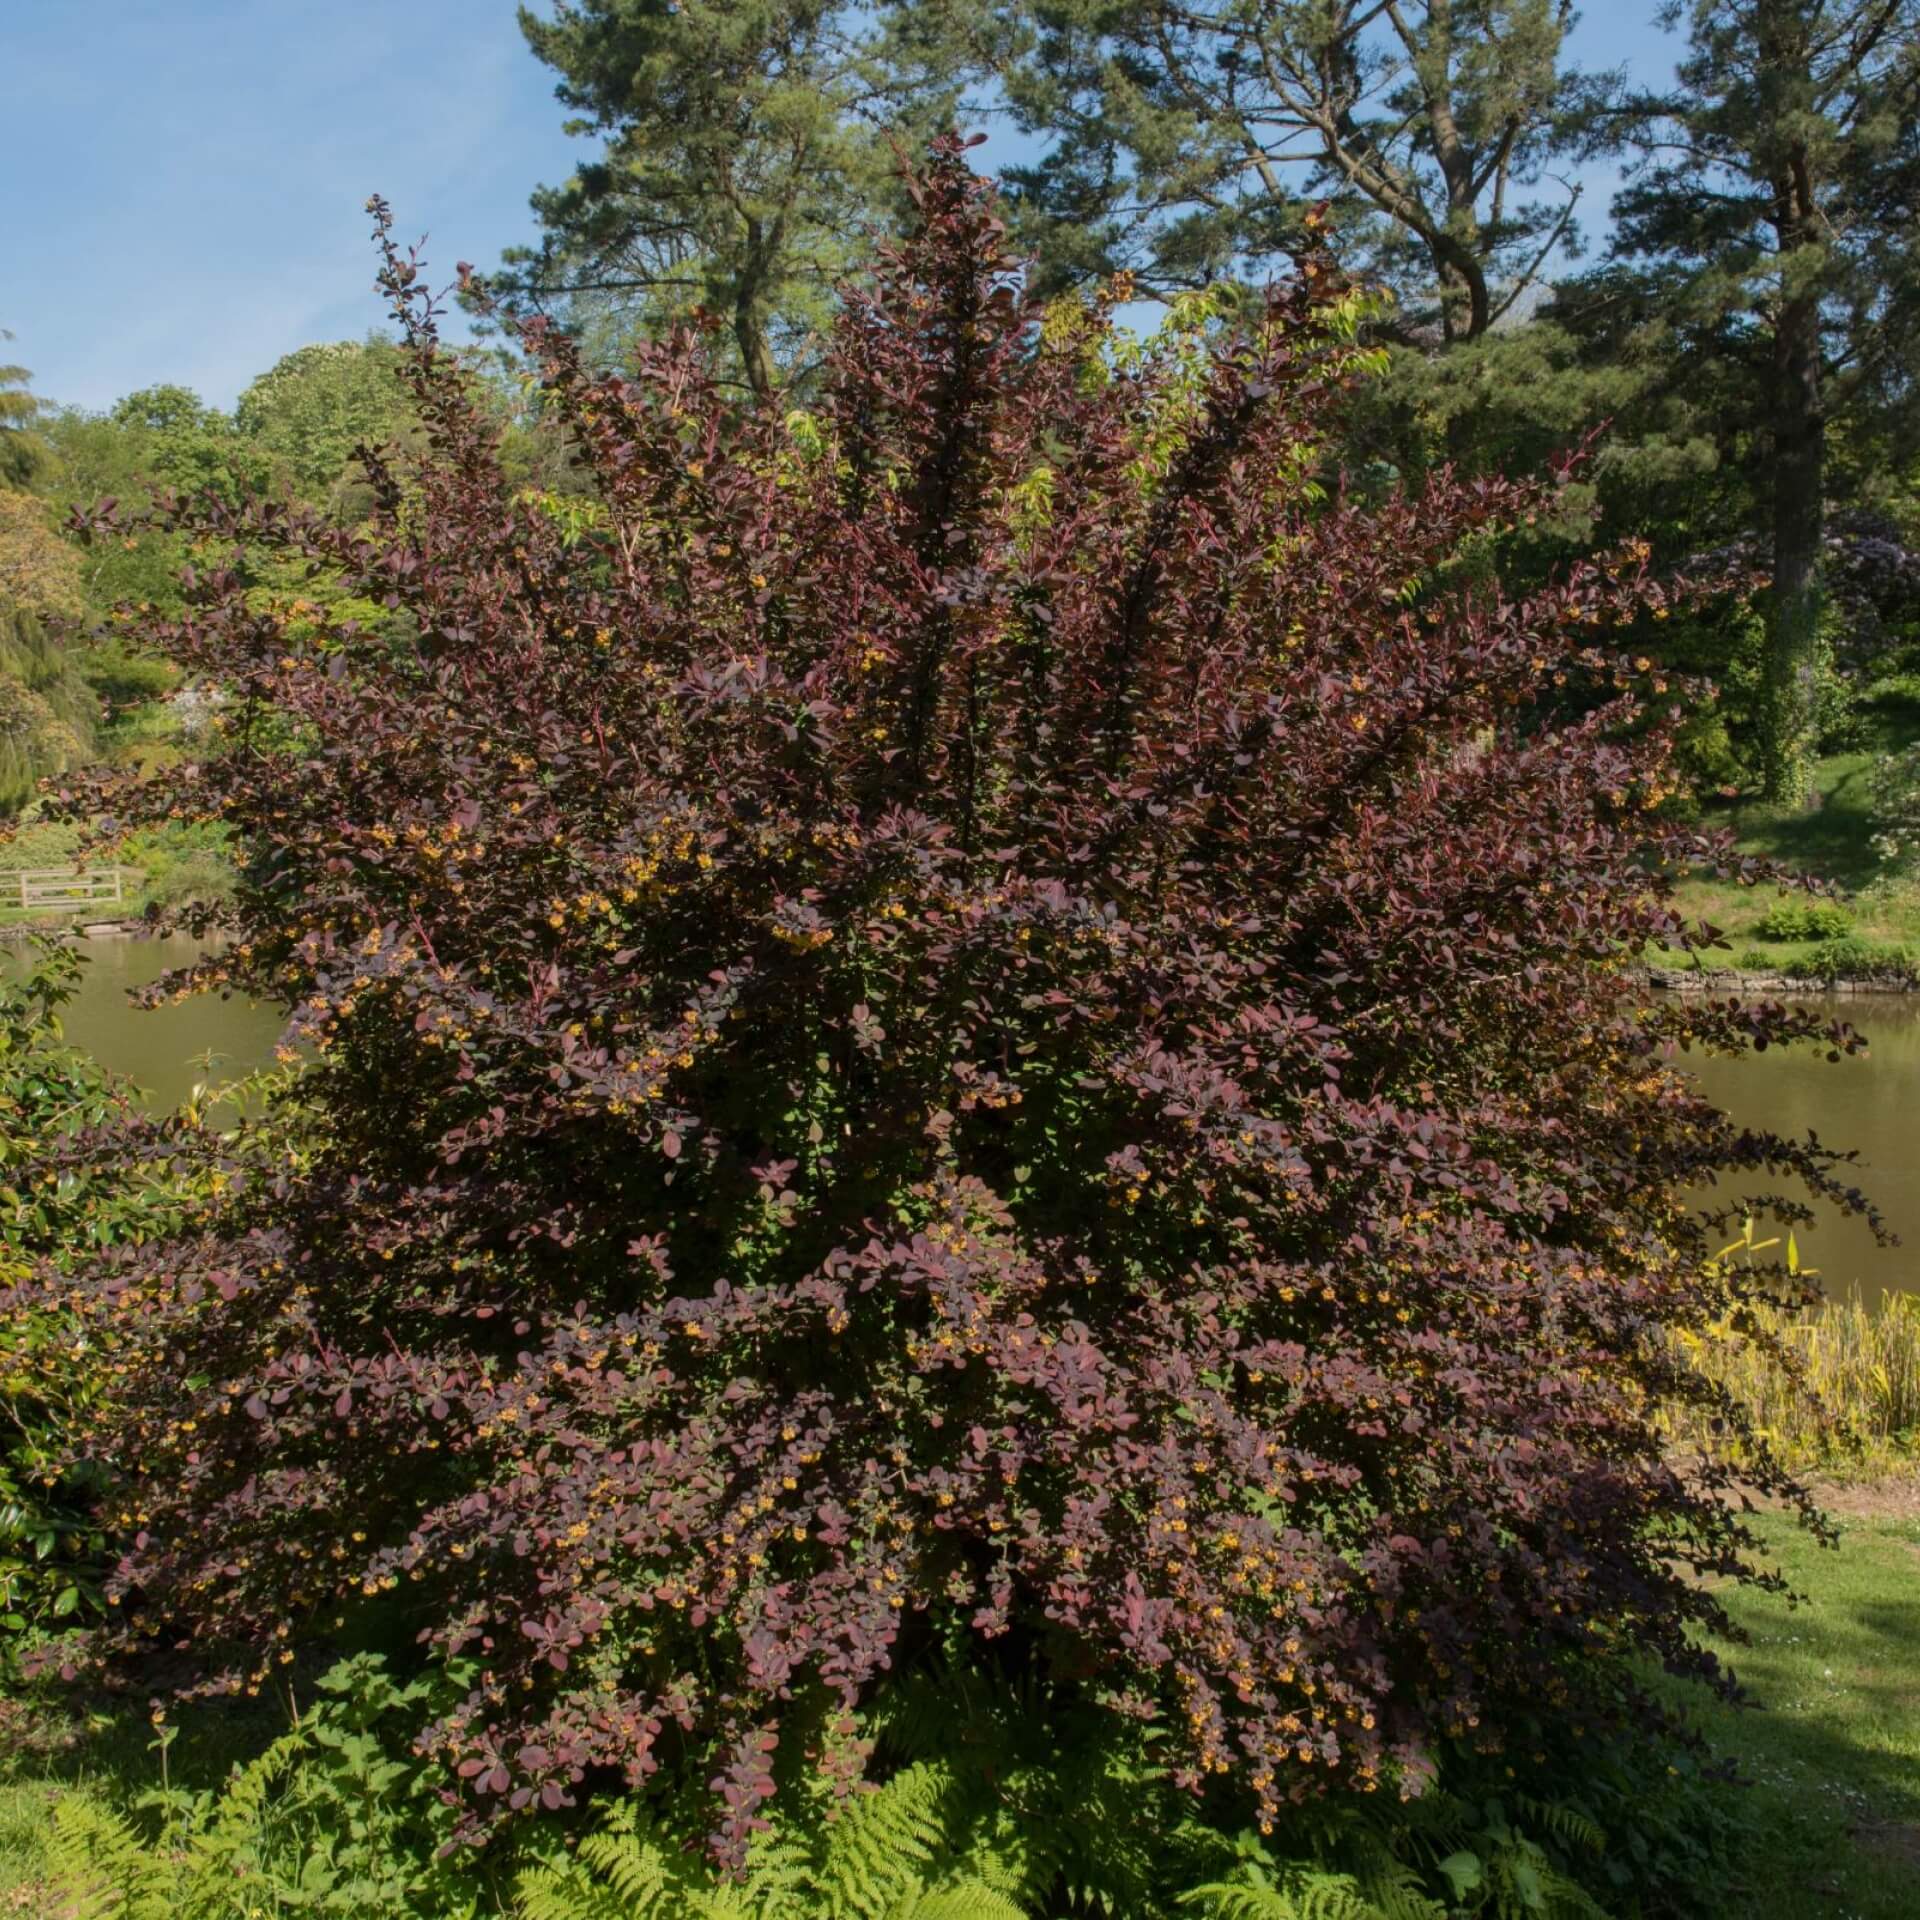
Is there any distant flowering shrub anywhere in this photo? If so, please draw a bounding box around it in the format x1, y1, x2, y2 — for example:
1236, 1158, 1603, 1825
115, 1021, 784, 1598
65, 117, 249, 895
1869, 740, 1920, 867
30, 143, 1876, 1861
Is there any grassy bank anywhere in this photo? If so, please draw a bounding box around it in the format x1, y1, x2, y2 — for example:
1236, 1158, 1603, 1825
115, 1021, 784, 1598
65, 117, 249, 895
1655, 750, 1920, 980
1667, 1484, 1920, 1920
0, 818, 234, 932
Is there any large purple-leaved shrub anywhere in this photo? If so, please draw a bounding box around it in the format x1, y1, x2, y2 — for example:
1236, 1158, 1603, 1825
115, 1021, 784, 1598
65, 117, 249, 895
32, 145, 1872, 1858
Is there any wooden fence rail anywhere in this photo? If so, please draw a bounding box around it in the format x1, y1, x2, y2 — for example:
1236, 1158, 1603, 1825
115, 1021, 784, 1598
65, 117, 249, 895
15, 865, 126, 911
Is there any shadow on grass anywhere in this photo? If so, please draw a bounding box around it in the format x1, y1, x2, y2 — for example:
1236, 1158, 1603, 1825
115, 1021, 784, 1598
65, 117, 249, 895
1673, 1509, 1920, 1920
1725, 755, 1889, 891
0, 1685, 284, 1899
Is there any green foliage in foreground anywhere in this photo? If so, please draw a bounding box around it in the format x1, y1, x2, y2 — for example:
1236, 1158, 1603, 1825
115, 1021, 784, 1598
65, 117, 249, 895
12, 1500, 1920, 1918
45, 1658, 481, 1918
37, 1654, 1691, 1920
0, 945, 142, 1648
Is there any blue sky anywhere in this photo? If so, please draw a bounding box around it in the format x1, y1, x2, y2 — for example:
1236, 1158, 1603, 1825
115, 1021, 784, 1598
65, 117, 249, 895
2, 4, 1679, 415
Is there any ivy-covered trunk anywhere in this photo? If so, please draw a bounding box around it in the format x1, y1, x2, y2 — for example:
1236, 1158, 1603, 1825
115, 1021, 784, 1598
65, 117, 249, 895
1761, 274, 1825, 806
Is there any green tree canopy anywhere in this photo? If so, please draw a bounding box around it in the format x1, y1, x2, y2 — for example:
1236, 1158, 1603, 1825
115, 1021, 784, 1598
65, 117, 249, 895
234, 337, 416, 511
498, 0, 959, 395
0, 339, 49, 489
39, 387, 270, 622
989, 0, 1616, 341
0, 489, 93, 814
1600, 0, 1920, 802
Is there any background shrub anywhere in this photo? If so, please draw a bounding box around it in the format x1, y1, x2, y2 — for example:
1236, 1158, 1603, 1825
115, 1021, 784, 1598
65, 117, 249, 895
1752, 898, 1854, 942
45, 1655, 489, 1919
0, 945, 187, 1653
25, 148, 1874, 1863
1802, 935, 1915, 981
1869, 740, 1920, 867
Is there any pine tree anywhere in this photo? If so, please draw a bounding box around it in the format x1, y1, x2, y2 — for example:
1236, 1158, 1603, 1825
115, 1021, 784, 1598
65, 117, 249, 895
1609, 0, 1920, 803
986, 1, 1617, 342
498, 0, 958, 396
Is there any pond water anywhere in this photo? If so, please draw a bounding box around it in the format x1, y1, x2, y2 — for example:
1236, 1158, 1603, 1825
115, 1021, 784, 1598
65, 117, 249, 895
1684, 995, 1919, 1306
4, 933, 285, 1113
11, 939, 1918, 1301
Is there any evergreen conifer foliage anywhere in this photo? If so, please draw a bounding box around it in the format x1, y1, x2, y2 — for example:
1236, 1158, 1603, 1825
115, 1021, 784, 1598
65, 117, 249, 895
1608, 0, 1920, 802
988, 0, 1611, 339
39, 145, 1874, 1863
500, 0, 946, 395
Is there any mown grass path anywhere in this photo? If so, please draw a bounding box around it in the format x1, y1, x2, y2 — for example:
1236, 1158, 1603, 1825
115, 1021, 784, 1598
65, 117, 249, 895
1682, 1479, 1920, 1919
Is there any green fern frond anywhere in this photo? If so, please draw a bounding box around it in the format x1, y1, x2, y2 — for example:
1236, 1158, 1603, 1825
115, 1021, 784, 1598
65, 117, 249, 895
691, 1882, 764, 1920
578, 1824, 686, 1910
1482, 1835, 1612, 1920
208, 1728, 304, 1823
1179, 1865, 1384, 1920
736, 1828, 817, 1920
1350, 1861, 1442, 1920
517, 1766, 1000, 1920
515, 1822, 706, 1920
815, 1762, 955, 1920
1516, 1797, 1605, 1858
45, 1799, 176, 1920
889, 1878, 1033, 1920
519, 1860, 640, 1920
940, 1805, 1037, 1899
513, 1862, 608, 1920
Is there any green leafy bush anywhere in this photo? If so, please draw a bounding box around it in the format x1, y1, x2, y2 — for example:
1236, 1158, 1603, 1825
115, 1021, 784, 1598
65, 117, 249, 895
1856, 671, 1920, 717
0, 943, 249, 1656
0, 944, 134, 1647
117, 821, 240, 915
46, 1656, 496, 1919
1869, 741, 1920, 868
1801, 935, 1915, 981
1752, 899, 1854, 942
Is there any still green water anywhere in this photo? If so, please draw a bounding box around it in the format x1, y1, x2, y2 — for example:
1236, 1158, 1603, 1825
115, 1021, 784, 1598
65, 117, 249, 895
14, 939, 1918, 1299
6, 934, 284, 1113
1684, 994, 1920, 1305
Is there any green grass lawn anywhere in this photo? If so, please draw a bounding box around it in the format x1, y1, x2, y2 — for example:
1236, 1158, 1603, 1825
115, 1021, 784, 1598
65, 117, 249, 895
1655, 750, 1920, 977
3, 1490, 1916, 1919
1673, 1486, 1920, 1920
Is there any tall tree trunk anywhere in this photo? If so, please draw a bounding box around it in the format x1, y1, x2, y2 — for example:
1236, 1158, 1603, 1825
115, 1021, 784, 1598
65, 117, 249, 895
735, 295, 777, 402
1761, 253, 1825, 805
1432, 233, 1491, 345
734, 213, 778, 401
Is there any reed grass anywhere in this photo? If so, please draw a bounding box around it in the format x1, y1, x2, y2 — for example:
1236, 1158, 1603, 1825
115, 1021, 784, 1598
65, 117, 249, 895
1667, 1287, 1920, 1471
